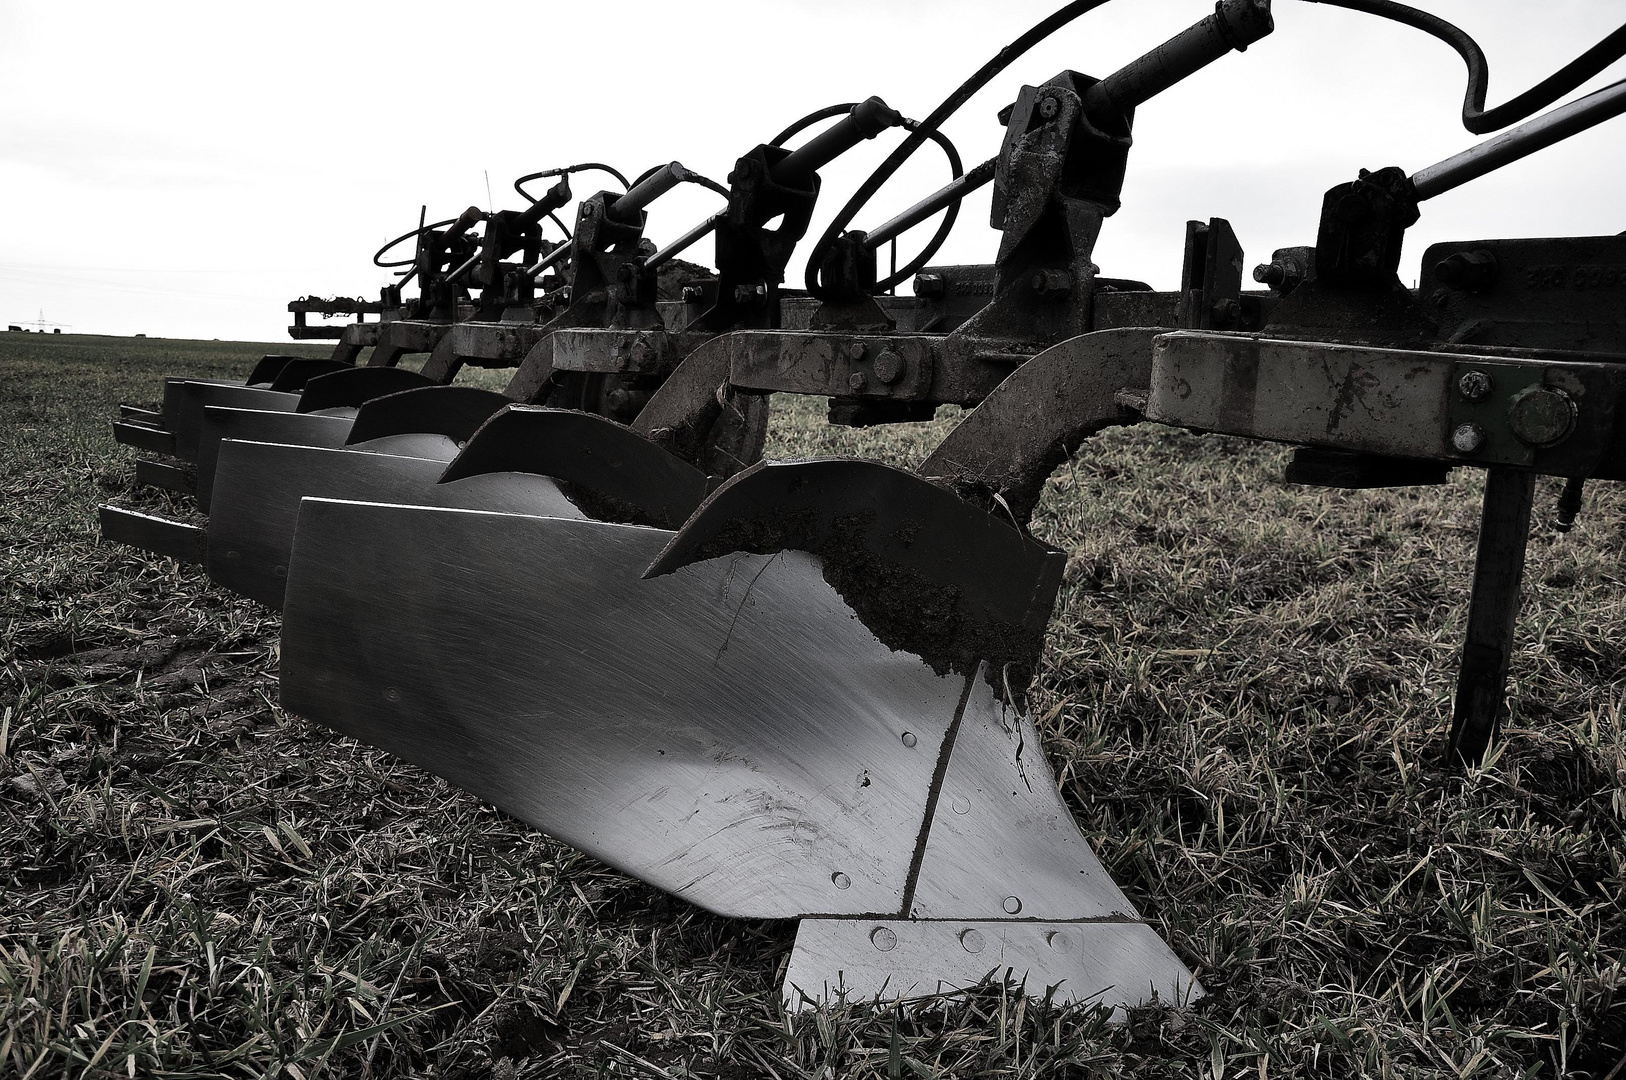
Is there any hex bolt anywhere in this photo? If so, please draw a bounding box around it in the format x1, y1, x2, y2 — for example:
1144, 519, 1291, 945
1210, 298, 1241, 326
1458, 370, 1494, 402
681, 285, 706, 304
873, 349, 906, 385
1508, 385, 1576, 447
734, 283, 767, 304
630, 339, 654, 367
848, 371, 869, 393
870, 927, 898, 952
913, 273, 946, 299
1451, 422, 1487, 455
1252, 262, 1283, 287
606, 388, 633, 413
845, 341, 868, 362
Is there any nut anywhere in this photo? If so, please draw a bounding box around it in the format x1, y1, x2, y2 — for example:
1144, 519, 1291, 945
1458, 370, 1493, 402
1210, 297, 1241, 326
1037, 95, 1061, 120
913, 273, 946, 299
1030, 269, 1073, 299
1508, 385, 1575, 447
845, 341, 868, 362
872, 349, 905, 385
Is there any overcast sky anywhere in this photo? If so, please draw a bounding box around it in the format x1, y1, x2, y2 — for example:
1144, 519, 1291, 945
1, 0, 1621, 341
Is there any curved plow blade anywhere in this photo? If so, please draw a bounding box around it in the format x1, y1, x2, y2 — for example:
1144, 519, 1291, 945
277, 500, 1198, 1010
444, 406, 712, 528
197, 408, 357, 512
647, 459, 1066, 684
161, 381, 303, 462
206, 440, 582, 608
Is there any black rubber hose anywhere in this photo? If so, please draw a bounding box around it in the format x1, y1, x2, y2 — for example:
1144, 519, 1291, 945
374, 217, 459, 268
804, 0, 1117, 298
874, 120, 966, 294
1303, 0, 1626, 134
513, 163, 630, 203
772, 103, 967, 293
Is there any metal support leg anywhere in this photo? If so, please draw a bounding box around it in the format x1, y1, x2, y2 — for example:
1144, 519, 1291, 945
1445, 467, 1536, 768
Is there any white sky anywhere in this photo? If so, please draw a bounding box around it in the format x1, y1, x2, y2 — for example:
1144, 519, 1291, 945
1, 0, 1621, 341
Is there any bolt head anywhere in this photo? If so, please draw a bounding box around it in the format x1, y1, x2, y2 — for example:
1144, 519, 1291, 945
1037, 95, 1060, 119
873, 349, 905, 385
848, 371, 869, 392
1210, 298, 1241, 326
1508, 385, 1575, 447
681, 285, 705, 304
913, 273, 946, 299
1451, 422, 1487, 455
1458, 370, 1493, 402
845, 341, 868, 362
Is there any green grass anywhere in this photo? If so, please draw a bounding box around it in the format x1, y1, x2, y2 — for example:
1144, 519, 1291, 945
1, 332, 1622, 1077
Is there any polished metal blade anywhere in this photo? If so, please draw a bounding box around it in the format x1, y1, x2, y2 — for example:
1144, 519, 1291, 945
165, 381, 302, 461
197, 407, 357, 511
279, 501, 968, 919
206, 441, 582, 608
783, 919, 1199, 1013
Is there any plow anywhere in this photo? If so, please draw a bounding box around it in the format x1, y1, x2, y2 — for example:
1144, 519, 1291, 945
96, 0, 1626, 1017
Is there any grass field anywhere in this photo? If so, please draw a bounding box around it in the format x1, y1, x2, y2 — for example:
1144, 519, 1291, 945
1, 331, 1622, 1078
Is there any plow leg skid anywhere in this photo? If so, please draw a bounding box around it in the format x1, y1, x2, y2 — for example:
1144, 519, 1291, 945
277, 501, 1198, 1010
98, 506, 206, 564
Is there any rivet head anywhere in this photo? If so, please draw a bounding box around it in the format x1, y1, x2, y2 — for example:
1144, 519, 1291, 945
831, 871, 851, 890
1451, 422, 1487, 455
960, 929, 986, 954
950, 795, 971, 816
1458, 370, 1493, 402
1003, 896, 1023, 915
1508, 386, 1576, 447
901, 731, 918, 748
870, 926, 897, 952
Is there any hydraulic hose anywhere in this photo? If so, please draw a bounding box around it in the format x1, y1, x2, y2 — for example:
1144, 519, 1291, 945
1303, 0, 1626, 135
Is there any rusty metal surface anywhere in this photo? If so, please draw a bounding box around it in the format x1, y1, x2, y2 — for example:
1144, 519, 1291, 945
645, 459, 1066, 682
1422, 235, 1626, 353
919, 328, 1159, 524
1145, 332, 1626, 478
783, 919, 1198, 1012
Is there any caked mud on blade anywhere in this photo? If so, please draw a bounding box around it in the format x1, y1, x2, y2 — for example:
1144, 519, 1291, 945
278, 499, 1199, 1009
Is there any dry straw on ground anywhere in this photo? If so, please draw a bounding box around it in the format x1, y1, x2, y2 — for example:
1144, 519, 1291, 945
1, 333, 1621, 1077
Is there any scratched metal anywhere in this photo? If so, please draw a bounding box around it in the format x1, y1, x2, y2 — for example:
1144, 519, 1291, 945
165, 381, 303, 461
783, 919, 1200, 1012
908, 677, 1136, 921
279, 502, 966, 918
197, 407, 357, 511
206, 441, 583, 608
1146, 332, 1447, 458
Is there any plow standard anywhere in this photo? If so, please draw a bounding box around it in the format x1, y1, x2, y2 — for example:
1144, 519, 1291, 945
99, 0, 1626, 1016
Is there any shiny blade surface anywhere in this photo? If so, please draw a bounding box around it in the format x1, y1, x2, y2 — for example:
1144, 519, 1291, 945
207, 442, 582, 608
783, 919, 1200, 1012
197, 408, 357, 511
279, 501, 971, 919
166, 381, 302, 461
